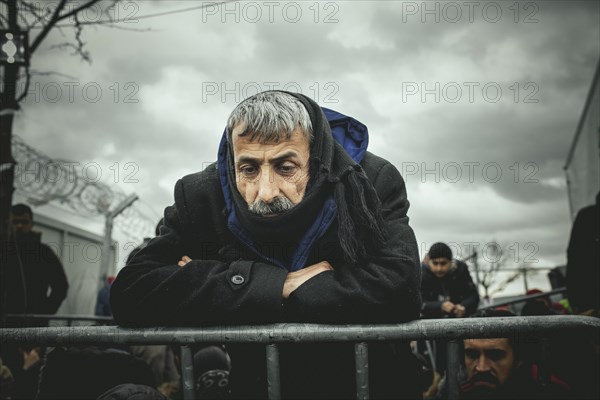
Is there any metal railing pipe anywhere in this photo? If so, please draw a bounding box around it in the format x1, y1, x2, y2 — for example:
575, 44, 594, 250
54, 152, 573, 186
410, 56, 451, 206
2, 316, 597, 346
478, 287, 567, 311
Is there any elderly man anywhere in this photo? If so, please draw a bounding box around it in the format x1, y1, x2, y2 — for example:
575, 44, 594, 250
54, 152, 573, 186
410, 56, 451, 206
111, 91, 421, 398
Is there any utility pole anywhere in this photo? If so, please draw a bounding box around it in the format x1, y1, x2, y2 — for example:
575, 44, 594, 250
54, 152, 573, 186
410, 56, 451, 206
1, 1, 25, 324
522, 267, 529, 292
98, 194, 138, 294
1, 3, 20, 238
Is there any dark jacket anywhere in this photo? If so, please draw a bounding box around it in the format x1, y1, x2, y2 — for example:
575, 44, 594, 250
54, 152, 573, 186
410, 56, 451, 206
421, 260, 479, 318
111, 110, 421, 326
111, 154, 420, 325
110, 108, 421, 398
95, 285, 112, 317
37, 347, 155, 400
2, 231, 69, 315
566, 195, 600, 313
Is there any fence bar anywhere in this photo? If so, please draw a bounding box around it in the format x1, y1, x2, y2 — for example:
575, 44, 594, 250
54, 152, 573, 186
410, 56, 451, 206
3, 316, 597, 346
538, 337, 551, 387
425, 340, 437, 372
266, 343, 281, 400
478, 287, 567, 311
446, 340, 460, 400
355, 342, 370, 400
5, 314, 114, 323
181, 345, 195, 400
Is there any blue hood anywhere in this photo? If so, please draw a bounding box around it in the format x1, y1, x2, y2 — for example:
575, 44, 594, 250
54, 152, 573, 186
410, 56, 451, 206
217, 107, 369, 270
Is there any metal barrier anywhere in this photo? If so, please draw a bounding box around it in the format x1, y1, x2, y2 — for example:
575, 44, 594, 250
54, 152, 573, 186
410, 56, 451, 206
4, 313, 113, 326
2, 315, 599, 400
478, 287, 568, 311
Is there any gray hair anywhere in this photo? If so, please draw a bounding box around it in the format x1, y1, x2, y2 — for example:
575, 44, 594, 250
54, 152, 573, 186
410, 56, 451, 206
226, 92, 313, 144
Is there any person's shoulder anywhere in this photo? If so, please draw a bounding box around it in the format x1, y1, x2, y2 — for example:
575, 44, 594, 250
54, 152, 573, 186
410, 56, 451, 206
574, 203, 599, 222
451, 260, 472, 277
39, 241, 59, 256
360, 152, 404, 183
176, 162, 221, 199
361, 151, 391, 174
179, 162, 219, 188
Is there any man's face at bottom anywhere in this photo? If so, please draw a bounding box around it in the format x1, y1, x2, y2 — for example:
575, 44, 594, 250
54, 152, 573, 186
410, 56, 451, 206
232, 127, 310, 217
463, 338, 516, 395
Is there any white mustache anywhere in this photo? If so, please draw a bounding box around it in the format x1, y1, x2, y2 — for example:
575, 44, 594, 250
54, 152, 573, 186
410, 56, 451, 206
249, 196, 295, 216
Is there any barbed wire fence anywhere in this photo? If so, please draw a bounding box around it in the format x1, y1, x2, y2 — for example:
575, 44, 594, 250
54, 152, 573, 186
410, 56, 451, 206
11, 134, 157, 244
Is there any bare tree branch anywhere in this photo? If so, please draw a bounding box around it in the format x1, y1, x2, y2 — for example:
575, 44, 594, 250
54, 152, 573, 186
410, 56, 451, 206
27, 70, 77, 80
51, 22, 154, 32
15, 66, 30, 103
490, 270, 522, 297
72, 14, 91, 63
19, 1, 50, 30
0, 2, 8, 27
55, 0, 103, 23
29, 0, 68, 54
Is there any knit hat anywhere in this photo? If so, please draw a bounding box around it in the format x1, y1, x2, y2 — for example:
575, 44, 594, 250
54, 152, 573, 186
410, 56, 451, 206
428, 242, 452, 260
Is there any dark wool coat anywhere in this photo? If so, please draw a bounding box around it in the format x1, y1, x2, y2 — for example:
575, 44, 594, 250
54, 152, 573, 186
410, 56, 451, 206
111, 151, 421, 326
420, 260, 480, 318
110, 156, 421, 398
566, 196, 600, 313
3, 231, 69, 315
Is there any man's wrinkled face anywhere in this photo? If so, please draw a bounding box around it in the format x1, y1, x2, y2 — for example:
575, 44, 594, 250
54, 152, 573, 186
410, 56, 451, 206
232, 126, 310, 217
11, 212, 33, 233
464, 338, 516, 393
429, 257, 451, 278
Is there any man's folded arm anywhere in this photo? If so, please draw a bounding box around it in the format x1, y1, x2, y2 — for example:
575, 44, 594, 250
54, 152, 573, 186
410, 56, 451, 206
284, 163, 422, 323
110, 180, 288, 326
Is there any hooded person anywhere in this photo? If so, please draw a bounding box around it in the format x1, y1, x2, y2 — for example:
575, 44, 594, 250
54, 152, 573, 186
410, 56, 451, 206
110, 91, 421, 398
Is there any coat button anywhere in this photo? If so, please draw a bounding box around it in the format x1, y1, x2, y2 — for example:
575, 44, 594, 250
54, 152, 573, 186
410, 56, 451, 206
231, 275, 245, 285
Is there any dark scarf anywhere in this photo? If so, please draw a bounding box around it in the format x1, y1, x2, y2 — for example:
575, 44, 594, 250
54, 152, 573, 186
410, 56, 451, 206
223, 92, 387, 267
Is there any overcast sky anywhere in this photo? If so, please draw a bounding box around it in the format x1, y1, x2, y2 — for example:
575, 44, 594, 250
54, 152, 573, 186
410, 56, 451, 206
11, 0, 600, 296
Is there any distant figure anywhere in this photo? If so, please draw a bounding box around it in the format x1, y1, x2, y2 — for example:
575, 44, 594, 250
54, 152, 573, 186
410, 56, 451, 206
566, 191, 600, 314
420, 242, 480, 379
421, 242, 480, 319
95, 275, 116, 317
3, 204, 68, 314
521, 288, 567, 316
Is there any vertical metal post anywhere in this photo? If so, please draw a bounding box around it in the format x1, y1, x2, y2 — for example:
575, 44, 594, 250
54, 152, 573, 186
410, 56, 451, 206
522, 267, 529, 292
446, 340, 460, 400
181, 345, 195, 400
266, 344, 281, 400
355, 342, 370, 400
425, 340, 437, 372
538, 337, 551, 387
473, 250, 481, 290
98, 194, 137, 294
